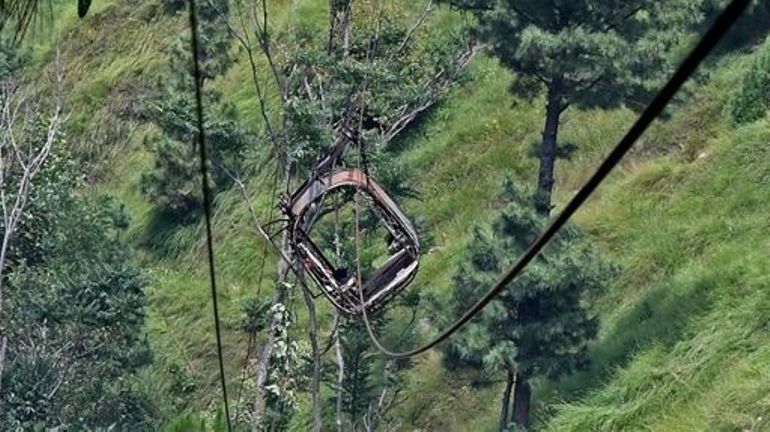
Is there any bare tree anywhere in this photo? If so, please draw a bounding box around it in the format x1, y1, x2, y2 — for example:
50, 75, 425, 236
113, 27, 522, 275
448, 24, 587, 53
0, 56, 64, 395
332, 207, 346, 432
300, 276, 323, 432
219, 0, 293, 421
231, 172, 292, 425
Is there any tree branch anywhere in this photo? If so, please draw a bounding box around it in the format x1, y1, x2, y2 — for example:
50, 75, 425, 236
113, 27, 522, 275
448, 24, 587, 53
396, 0, 435, 56
383, 43, 481, 143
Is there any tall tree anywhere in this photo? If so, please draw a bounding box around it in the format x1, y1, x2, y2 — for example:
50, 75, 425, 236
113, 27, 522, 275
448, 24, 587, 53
141, 0, 246, 221
444, 178, 613, 430
442, 0, 704, 214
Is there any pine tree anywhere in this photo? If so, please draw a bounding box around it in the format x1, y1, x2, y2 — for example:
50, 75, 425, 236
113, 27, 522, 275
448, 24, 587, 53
441, 0, 704, 214
141, 1, 249, 221
444, 178, 613, 430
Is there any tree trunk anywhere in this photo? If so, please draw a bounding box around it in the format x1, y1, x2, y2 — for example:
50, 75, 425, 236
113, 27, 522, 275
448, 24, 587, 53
512, 372, 531, 430
0, 232, 8, 309
301, 275, 323, 432
499, 370, 514, 432
0, 184, 15, 396
0, 236, 8, 396
0, 335, 6, 396
253, 301, 277, 419
350, 351, 362, 428
254, 225, 292, 421
328, 0, 353, 55
535, 75, 564, 216
334, 314, 345, 432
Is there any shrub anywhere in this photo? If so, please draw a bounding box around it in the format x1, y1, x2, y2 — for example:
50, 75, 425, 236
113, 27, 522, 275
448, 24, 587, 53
1, 152, 156, 429
729, 38, 770, 125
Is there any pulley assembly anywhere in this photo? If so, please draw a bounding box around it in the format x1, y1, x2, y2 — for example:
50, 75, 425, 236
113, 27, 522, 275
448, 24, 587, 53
283, 117, 420, 315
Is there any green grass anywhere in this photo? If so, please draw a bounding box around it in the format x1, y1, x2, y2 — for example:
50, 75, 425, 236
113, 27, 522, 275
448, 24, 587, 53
398, 57, 542, 307
538, 70, 770, 430
554, 127, 769, 428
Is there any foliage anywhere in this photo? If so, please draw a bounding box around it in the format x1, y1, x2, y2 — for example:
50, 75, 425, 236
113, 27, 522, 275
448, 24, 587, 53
164, 409, 233, 432
0, 38, 25, 78
728, 37, 770, 124
334, 318, 379, 425
443, 0, 703, 109
141, 1, 248, 221
140, 98, 249, 220
0, 146, 155, 429
443, 177, 612, 386
278, 10, 472, 190
234, 302, 310, 431
320, 313, 415, 431
260, 303, 311, 431
240, 296, 273, 335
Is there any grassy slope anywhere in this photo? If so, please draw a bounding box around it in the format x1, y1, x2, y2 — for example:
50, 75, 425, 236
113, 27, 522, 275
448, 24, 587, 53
24, 1, 769, 430
382, 45, 770, 431
542, 58, 770, 430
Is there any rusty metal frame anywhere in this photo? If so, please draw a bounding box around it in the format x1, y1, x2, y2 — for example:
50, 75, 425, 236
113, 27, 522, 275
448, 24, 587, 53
285, 168, 420, 315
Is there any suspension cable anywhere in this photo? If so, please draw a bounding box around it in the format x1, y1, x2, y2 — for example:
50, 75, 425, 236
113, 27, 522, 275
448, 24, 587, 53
356, 0, 751, 358
187, 0, 232, 429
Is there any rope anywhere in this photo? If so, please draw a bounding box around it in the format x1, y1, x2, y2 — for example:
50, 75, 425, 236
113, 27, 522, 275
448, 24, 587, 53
186, 0, 232, 429
356, 0, 751, 358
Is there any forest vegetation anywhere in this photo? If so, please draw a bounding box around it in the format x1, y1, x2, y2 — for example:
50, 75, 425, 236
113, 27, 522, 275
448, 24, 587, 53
0, 0, 768, 430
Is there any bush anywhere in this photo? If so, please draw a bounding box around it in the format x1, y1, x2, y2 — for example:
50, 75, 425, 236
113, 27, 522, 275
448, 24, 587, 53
1, 149, 156, 429
729, 38, 770, 125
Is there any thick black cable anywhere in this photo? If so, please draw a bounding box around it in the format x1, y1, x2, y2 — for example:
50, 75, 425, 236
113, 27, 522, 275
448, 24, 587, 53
186, 0, 233, 429
360, 0, 751, 358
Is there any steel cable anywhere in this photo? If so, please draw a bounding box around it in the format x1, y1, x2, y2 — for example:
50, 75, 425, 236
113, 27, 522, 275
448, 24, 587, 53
187, 0, 233, 428
355, 0, 751, 358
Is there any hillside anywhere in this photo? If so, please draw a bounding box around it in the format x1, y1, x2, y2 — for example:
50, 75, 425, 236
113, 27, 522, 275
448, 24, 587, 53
4, 0, 768, 430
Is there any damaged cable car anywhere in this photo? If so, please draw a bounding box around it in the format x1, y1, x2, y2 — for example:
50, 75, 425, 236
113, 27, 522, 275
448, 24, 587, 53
283, 123, 420, 315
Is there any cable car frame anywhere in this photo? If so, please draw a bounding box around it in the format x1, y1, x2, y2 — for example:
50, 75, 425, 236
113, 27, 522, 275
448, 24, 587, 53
283, 123, 420, 315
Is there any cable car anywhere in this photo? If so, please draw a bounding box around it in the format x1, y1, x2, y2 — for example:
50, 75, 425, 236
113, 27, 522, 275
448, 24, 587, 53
284, 132, 420, 315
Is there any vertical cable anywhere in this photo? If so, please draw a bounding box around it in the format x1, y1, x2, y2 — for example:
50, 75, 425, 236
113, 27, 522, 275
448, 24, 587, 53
186, 0, 232, 429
